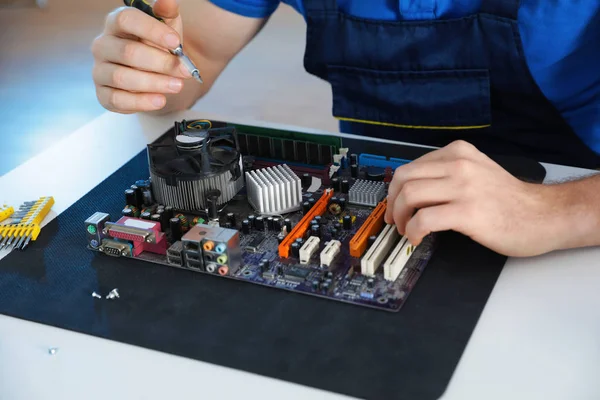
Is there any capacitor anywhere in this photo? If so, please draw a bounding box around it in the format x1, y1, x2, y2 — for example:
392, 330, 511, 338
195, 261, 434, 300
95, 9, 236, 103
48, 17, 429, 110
151, 213, 161, 223
302, 201, 311, 214
142, 188, 153, 206
312, 280, 320, 290
274, 218, 283, 232
248, 215, 256, 228
314, 215, 322, 225
368, 235, 377, 248
224, 222, 232, 229
140, 211, 152, 220
295, 238, 304, 245
206, 190, 220, 220
350, 153, 358, 165
302, 173, 312, 188
157, 209, 169, 231
367, 278, 375, 288
130, 185, 144, 209
343, 215, 352, 230
284, 218, 293, 232
330, 228, 338, 238
341, 179, 350, 194
227, 212, 236, 227
124, 189, 137, 208
350, 164, 358, 178
334, 222, 342, 232
366, 167, 385, 181
164, 205, 174, 220
310, 219, 318, 226
322, 281, 331, 292
266, 216, 274, 230
331, 177, 341, 192
258, 261, 267, 272
308, 198, 316, 208
261, 258, 270, 269
121, 208, 134, 217
291, 242, 301, 258
258, 259, 269, 272
311, 224, 321, 239
255, 216, 265, 231
277, 234, 285, 244
339, 197, 346, 211
170, 217, 183, 242
242, 219, 251, 234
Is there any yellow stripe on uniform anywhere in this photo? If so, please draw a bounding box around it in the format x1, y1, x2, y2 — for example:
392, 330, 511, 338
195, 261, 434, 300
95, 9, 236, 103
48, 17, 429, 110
336, 116, 490, 130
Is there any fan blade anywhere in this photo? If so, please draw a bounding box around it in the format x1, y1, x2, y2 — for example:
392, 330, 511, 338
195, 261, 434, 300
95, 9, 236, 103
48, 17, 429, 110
165, 155, 203, 174
149, 145, 179, 165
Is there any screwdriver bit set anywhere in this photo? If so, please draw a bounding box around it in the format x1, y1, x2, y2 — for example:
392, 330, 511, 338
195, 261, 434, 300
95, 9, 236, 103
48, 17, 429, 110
0, 196, 54, 251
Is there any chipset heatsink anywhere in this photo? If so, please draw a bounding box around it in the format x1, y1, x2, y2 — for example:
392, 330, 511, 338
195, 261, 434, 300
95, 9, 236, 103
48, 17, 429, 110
246, 164, 302, 215
348, 179, 386, 207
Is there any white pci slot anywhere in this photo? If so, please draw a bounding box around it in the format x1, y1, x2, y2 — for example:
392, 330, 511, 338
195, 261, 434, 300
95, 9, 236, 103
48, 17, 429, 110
320, 240, 341, 267
299, 236, 321, 264
360, 224, 399, 276
383, 236, 416, 281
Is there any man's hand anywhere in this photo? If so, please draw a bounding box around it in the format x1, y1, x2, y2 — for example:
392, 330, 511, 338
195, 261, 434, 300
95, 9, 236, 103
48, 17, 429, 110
92, 0, 189, 113
384, 140, 562, 257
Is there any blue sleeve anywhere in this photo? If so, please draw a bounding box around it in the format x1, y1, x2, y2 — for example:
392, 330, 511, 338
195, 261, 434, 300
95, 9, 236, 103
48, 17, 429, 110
209, 0, 281, 18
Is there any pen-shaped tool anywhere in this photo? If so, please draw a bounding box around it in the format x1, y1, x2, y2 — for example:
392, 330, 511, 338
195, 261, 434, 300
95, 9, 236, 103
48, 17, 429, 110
124, 0, 203, 83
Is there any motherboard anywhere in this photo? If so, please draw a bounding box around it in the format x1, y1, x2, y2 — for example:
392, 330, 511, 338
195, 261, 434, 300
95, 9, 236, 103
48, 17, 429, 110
84, 119, 436, 311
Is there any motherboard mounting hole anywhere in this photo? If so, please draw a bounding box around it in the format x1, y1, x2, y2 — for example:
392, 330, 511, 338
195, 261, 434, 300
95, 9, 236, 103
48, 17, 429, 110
243, 270, 253, 277
377, 296, 389, 304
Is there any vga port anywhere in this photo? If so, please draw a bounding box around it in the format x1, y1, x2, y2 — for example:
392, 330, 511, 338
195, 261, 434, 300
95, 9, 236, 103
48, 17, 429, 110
100, 239, 132, 257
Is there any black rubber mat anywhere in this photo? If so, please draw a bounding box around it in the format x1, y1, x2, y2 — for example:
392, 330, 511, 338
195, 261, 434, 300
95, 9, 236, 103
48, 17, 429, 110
0, 141, 546, 400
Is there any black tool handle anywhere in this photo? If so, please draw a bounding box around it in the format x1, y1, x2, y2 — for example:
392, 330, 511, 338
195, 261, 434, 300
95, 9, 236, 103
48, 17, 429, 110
124, 0, 163, 22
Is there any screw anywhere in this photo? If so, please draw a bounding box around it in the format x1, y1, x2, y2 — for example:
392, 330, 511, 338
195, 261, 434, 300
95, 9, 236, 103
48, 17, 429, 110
48, 347, 58, 355
91, 292, 102, 299
106, 288, 120, 300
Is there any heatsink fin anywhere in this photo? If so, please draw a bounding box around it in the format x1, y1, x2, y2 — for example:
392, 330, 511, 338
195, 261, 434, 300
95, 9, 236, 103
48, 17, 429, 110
246, 164, 302, 215
348, 180, 386, 207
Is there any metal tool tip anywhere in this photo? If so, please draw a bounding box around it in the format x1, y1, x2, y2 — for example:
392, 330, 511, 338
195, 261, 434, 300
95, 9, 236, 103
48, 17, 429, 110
192, 71, 203, 84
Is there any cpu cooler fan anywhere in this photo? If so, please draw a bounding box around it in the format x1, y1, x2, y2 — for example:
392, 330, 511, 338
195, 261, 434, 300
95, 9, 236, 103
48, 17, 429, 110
148, 120, 244, 211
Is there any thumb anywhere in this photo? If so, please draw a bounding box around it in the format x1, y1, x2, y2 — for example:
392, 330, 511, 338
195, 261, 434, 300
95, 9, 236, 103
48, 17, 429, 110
153, 0, 180, 21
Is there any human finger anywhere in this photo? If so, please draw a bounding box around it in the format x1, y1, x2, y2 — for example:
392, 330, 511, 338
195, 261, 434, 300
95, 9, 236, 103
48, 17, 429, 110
404, 203, 466, 245
95, 85, 166, 113
92, 35, 190, 78
391, 178, 457, 234
385, 160, 458, 223
105, 7, 181, 49
93, 62, 184, 94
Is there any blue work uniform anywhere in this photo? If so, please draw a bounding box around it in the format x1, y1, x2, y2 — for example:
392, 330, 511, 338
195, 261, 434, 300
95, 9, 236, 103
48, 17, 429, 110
210, 0, 600, 168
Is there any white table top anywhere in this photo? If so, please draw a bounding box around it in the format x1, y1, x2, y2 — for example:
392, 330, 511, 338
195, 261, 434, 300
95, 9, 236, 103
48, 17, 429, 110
1, 111, 599, 400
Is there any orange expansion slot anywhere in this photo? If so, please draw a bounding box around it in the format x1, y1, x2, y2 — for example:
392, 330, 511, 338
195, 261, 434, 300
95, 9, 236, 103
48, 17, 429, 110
278, 189, 334, 258
349, 199, 387, 258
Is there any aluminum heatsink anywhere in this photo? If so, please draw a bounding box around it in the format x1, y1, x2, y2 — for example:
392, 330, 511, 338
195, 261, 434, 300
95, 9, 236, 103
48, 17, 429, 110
150, 165, 243, 211
246, 164, 302, 215
348, 179, 386, 207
